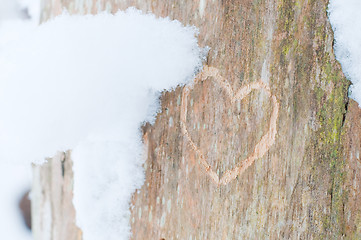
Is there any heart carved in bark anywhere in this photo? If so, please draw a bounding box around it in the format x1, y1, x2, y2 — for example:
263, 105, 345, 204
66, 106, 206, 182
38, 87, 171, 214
180, 66, 279, 186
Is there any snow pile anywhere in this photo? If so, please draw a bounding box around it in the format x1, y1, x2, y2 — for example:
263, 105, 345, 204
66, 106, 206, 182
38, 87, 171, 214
0, 9, 203, 240
329, 0, 361, 104
0, 20, 37, 49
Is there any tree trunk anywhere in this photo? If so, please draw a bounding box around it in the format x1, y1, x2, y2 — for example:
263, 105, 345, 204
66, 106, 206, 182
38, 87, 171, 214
32, 0, 361, 239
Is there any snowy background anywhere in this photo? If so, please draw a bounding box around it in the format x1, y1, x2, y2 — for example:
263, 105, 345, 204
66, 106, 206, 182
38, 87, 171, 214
0, 0, 39, 239
0, 0, 360, 239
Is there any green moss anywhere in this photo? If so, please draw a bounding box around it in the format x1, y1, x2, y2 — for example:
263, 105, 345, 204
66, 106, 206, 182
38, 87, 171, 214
275, 0, 350, 238
313, 46, 349, 237
282, 44, 291, 56
278, 0, 296, 32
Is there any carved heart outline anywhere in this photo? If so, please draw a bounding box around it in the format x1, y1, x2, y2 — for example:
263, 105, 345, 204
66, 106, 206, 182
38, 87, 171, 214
180, 66, 279, 186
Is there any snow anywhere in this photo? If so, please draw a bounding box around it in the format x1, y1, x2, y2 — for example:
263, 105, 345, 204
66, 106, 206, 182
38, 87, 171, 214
328, 0, 361, 104
0, 0, 22, 20
0, 8, 203, 240
18, 0, 41, 21
0, 0, 39, 239
0, 0, 39, 21
0, 163, 32, 239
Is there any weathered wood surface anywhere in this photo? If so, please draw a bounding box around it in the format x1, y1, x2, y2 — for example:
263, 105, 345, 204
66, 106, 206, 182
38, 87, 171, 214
341, 99, 361, 239
32, 152, 82, 240
34, 0, 361, 239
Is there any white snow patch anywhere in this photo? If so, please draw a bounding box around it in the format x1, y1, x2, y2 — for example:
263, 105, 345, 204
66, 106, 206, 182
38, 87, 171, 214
0, 8, 203, 240
0, 20, 38, 48
329, 0, 361, 104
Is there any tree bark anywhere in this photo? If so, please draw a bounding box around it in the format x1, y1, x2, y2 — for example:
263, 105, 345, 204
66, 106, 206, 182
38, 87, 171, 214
32, 0, 361, 239
32, 152, 82, 240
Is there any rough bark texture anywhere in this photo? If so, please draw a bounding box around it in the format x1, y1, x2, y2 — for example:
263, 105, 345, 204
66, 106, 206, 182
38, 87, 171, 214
33, 0, 361, 239
341, 99, 361, 239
